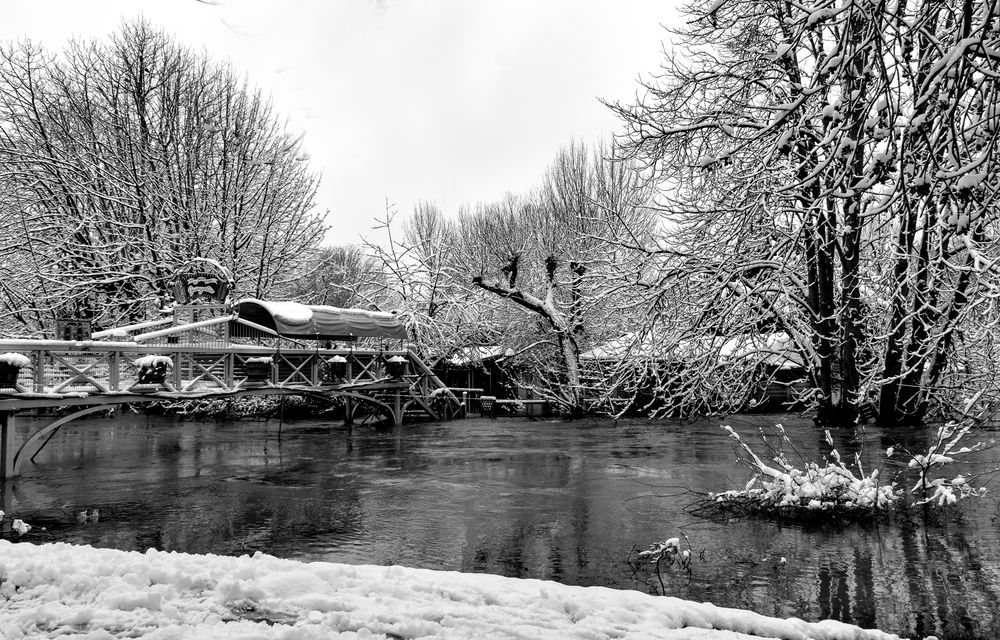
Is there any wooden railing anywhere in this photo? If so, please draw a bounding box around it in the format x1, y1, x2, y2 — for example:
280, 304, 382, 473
0, 339, 456, 406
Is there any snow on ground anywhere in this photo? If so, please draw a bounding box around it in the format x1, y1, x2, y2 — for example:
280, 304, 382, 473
0, 540, 906, 640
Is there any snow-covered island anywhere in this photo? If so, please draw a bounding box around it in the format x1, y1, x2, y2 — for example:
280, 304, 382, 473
0, 540, 908, 640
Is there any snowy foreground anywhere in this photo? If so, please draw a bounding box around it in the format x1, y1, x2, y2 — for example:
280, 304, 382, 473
0, 540, 910, 640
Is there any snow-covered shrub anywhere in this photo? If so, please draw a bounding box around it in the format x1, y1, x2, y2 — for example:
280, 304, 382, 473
710, 424, 899, 515
708, 422, 989, 517
633, 535, 695, 595
639, 537, 692, 573
154, 394, 343, 419
245, 356, 273, 365
906, 422, 988, 506
0, 353, 30, 368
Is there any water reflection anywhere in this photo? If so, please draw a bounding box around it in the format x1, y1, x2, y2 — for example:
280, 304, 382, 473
3, 413, 1000, 638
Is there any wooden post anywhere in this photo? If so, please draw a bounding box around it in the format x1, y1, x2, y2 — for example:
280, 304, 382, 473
109, 351, 120, 391
1, 411, 15, 479
172, 352, 182, 389
33, 351, 45, 393
0, 477, 11, 513
344, 397, 354, 426
393, 392, 403, 427
225, 352, 234, 390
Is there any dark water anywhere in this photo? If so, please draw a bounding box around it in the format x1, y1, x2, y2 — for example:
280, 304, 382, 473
3, 413, 1000, 639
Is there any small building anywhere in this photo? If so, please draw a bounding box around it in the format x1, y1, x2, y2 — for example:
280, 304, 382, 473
433, 346, 514, 400
580, 332, 808, 413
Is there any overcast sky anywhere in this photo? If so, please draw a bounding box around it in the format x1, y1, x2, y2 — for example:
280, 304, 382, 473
3, 0, 681, 244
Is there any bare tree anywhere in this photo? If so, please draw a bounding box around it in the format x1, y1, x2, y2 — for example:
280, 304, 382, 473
467, 141, 656, 414
362, 201, 488, 356
0, 19, 325, 331
286, 244, 379, 307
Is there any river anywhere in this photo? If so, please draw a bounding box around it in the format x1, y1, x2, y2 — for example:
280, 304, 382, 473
2, 412, 999, 639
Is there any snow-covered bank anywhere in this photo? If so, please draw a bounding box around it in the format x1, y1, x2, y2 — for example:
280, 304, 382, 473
0, 540, 905, 640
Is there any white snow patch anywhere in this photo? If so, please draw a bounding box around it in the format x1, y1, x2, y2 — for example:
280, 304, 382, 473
707, 0, 726, 13
0, 353, 30, 368
956, 172, 985, 190
133, 355, 172, 369
0, 541, 903, 640
771, 43, 793, 60
446, 345, 508, 365
245, 299, 314, 326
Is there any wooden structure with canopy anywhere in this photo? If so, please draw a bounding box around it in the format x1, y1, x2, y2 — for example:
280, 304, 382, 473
0, 259, 462, 479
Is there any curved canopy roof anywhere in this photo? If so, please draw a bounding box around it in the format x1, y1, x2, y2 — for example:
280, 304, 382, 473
232, 299, 408, 340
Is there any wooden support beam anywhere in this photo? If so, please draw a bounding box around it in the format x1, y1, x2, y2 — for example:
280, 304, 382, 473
1, 411, 15, 479
132, 315, 235, 342
16, 405, 108, 475
91, 317, 172, 339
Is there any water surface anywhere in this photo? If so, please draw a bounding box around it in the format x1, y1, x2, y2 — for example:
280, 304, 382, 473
3, 413, 999, 639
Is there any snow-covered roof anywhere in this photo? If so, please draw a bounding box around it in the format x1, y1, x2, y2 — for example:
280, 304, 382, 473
445, 345, 513, 366
581, 332, 804, 369
718, 333, 804, 369
579, 332, 676, 361
233, 299, 408, 340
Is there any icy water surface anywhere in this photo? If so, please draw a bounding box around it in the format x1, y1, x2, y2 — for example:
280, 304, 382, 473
3, 413, 1000, 639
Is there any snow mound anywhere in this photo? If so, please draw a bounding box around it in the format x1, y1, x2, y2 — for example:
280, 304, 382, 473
0, 541, 904, 640
0, 352, 30, 368
133, 355, 172, 369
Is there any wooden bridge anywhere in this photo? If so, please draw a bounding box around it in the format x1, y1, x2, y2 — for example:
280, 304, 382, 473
0, 276, 463, 479
0, 337, 462, 479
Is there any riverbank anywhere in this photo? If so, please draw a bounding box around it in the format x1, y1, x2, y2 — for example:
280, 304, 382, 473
0, 540, 906, 639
